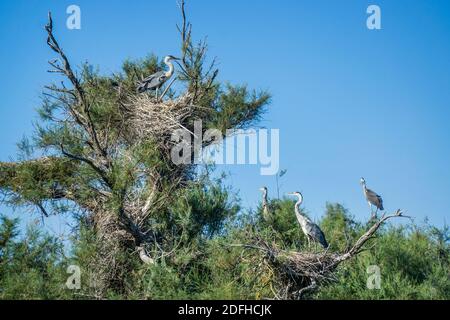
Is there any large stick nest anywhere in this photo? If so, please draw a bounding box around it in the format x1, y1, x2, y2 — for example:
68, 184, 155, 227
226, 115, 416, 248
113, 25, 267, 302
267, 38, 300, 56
242, 210, 409, 299
248, 240, 339, 299
277, 250, 339, 280
121, 92, 198, 147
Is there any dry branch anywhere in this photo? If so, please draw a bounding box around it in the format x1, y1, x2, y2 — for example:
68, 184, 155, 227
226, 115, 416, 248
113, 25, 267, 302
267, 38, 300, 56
45, 12, 109, 165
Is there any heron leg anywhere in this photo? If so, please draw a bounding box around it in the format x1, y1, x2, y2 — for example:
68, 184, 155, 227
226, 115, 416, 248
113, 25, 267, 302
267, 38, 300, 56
369, 203, 375, 219
306, 236, 311, 250
155, 88, 158, 100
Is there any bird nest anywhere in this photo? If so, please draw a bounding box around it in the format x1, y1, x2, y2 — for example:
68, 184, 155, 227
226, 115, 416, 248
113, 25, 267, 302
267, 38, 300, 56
270, 253, 337, 299
276, 250, 338, 280
241, 238, 341, 299
246, 210, 408, 299
121, 92, 197, 147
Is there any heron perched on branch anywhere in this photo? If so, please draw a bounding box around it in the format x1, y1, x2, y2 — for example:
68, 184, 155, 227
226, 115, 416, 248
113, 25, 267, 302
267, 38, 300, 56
287, 191, 329, 249
259, 186, 271, 222
137, 55, 180, 99
360, 177, 384, 219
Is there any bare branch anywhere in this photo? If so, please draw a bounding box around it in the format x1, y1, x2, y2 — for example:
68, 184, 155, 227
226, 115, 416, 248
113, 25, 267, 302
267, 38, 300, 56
59, 143, 112, 188
45, 12, 109, 163
36, 202, 49, 217
45, 12, 85, 104
333, 209, 411, 266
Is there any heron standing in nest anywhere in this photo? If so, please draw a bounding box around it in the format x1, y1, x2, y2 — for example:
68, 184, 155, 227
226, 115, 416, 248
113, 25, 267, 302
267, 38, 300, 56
137, 55, 180, 99
287, 191, 329, 249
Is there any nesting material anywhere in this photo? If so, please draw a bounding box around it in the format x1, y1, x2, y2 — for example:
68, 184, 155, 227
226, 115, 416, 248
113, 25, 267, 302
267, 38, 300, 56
254, 244, 340, 300
122, 92, 196, 144
278, 250, 338, 280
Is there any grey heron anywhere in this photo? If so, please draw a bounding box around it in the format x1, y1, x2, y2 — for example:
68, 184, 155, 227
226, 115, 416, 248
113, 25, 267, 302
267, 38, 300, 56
287, 191, 329, 249
137, 55, 180, 99
259, 186, 271, 222
360, 177, 384, 219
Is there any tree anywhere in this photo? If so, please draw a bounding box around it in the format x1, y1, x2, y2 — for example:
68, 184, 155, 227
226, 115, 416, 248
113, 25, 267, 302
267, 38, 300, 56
0, 1, 269, 297
0, 215, 69, 299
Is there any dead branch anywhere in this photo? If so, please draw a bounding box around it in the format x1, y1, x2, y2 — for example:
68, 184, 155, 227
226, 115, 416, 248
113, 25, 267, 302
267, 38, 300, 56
45, 12, 108, 163
332, 209, 411, 266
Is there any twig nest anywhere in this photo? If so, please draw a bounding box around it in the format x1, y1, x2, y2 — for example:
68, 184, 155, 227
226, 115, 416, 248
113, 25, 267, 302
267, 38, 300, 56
121, 92, 196, 144
277, 250, 338, 280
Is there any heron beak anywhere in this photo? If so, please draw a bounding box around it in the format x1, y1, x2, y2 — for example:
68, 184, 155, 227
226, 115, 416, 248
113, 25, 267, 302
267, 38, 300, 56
286, 192, 295, 196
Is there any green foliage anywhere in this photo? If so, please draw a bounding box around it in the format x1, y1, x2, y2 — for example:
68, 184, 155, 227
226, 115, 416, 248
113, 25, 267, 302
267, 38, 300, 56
316, 218, 450, 299
320, 203, 362, 252
254, 197, 313, 250
0, 215, 70, 299
1, 199, 449, 300
208, 84, 271, 133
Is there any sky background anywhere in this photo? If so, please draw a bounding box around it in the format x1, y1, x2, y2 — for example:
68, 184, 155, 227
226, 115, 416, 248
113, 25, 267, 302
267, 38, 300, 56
0, 0, 449, 237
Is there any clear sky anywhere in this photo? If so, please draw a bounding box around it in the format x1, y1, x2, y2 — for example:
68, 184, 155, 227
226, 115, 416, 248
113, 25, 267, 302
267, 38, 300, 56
0, 0, 449, 233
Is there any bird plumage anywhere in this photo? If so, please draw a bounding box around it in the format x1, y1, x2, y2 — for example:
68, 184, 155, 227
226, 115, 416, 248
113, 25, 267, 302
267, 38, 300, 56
360, 178, 384, 211
137, 71, 167, 93
305, 222, 329, 249
137, 55, 179, 96
288, 192, 329, 249
364, 188, 384, 210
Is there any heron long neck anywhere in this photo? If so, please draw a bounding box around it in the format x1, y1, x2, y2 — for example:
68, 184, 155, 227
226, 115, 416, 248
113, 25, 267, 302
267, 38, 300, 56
164, 60, 174, 78
361, 182, 367, 194
262, 191, 268, 206
294, 198, 307, 228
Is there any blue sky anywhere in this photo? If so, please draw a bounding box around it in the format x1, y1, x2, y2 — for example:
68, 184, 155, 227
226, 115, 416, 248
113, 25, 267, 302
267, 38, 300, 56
0, 0, 449, 233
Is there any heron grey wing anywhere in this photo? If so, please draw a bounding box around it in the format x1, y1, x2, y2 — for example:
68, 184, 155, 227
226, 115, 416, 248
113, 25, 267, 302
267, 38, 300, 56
377, 195, 384, 210
309, 223, 329, 248
140, 71, 164, 86
366, 188, 382, 208
137, 81, 148, 93
141, 71, 164, 82
146, 72, 167, 90
137, 73, 158, 93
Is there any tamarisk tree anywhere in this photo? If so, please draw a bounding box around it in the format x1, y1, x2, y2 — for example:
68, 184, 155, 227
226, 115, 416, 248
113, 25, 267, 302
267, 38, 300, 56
0, 1, 269, 296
